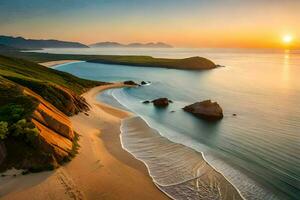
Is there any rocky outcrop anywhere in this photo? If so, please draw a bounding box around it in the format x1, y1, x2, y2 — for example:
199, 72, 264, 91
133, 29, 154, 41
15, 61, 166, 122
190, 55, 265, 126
32, 119, 73, 163
152, 98, 172, 107
24, 88, 76, 166
51, 84, 90, 116
183, 100, 223, 121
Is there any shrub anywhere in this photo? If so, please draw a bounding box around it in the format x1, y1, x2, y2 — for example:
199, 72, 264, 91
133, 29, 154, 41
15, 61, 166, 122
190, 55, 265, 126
0, 121, 8, 140
0, 104, 25, 122
10, 119, 39, 145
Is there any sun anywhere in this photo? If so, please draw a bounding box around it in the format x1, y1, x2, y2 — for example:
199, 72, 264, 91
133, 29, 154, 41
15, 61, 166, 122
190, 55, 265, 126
282, 34, 293, 44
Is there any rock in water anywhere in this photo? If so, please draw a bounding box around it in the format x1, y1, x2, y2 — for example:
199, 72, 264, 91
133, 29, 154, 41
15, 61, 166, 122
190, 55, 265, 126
141, 81, 147, 85
183, 100, 223, 121
123, 80, 139, 86
152, 98, 170, 107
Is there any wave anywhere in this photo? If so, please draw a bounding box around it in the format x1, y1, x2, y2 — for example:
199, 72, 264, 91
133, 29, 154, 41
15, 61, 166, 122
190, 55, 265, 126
120, 116, 243, 200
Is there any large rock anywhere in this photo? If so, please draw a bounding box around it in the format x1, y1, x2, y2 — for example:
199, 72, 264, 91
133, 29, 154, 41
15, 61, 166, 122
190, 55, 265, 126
183, 100, 223, 121
152, 98, 171, 107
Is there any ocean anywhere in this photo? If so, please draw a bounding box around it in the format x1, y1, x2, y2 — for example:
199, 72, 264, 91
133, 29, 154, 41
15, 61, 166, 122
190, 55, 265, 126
45, 47, 300, 199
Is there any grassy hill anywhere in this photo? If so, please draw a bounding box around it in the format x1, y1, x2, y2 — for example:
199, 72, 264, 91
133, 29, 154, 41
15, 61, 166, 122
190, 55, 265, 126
0, 55, 104, 172
87, 55, 216, 70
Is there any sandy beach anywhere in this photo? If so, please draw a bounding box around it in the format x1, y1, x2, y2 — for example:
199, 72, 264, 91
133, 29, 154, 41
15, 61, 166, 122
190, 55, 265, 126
0, 83, 168, 200
39, 60, 81, 68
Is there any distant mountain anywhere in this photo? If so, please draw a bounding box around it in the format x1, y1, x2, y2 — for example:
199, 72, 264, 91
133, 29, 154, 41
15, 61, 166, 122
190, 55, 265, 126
89, 41, 173, 48
89, 42, 124, 48
0, 36, 89, 49
127, 42, 172, 48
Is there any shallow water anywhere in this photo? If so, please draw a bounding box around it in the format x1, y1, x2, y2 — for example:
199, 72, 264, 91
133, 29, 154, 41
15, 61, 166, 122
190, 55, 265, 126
55, 48, 300, 199
121, 116, 242, 200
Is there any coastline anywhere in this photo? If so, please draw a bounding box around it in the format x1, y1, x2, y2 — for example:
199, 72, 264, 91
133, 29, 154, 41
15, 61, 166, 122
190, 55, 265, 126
0, 60, 242, 199
0, 82, 168, 200
39, 60, 81, 68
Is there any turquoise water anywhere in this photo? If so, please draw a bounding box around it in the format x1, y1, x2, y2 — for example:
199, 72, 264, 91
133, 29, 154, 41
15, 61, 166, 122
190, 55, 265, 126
55, 48, 300, 199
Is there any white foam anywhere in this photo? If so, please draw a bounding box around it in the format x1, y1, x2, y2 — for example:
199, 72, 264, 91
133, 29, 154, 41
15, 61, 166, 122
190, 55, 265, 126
120, 116, 244, 200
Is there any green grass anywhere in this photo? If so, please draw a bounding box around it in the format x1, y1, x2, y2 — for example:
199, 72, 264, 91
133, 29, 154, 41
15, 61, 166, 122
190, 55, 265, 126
87, 55, 216, 70
0, 55, 102, 94
0, 77, 38, 122
0, 54, 105, 116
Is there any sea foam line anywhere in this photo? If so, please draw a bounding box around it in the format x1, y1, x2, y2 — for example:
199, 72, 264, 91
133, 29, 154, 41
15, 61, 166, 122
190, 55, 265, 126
119, 116, 244, 200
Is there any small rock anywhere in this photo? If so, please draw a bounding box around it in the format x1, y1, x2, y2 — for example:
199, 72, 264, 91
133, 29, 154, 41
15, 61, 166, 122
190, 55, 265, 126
170, 110, 175, 113
232, 113, 237, 116
142, 100, 150, 104
152, 98, 170, 107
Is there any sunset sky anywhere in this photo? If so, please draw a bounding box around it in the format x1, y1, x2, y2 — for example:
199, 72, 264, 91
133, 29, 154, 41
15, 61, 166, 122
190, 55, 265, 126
1, 0, 299, 48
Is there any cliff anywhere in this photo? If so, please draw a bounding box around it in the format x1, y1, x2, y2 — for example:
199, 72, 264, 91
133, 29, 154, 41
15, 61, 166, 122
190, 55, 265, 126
0, 55, 104, 172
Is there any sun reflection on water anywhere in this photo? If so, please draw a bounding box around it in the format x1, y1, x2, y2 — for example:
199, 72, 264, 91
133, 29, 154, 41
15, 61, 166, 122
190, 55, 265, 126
282, 50, 290, 87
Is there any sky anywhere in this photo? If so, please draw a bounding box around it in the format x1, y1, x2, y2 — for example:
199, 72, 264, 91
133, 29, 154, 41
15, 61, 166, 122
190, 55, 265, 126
0, 0, 299, 48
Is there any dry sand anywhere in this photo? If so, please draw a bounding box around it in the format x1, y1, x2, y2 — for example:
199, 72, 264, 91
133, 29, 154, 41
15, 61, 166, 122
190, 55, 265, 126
39, 60, 81, 68
0, 83, 168, 200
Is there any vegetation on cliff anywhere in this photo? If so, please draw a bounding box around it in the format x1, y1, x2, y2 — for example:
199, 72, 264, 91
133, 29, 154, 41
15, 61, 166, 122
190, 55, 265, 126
0, 55, 104, 172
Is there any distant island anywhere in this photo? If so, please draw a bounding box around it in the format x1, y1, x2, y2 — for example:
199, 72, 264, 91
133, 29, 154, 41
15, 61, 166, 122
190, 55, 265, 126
0, 44, 216, 70
0, 35, 88, 49
87, 56, 216, 70
89, 41, 173, 48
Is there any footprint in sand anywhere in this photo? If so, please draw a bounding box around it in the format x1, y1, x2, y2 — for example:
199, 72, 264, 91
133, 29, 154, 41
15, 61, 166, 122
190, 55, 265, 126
56, 169, 86, 200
